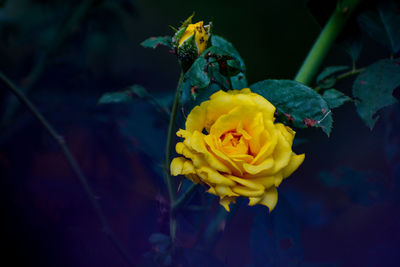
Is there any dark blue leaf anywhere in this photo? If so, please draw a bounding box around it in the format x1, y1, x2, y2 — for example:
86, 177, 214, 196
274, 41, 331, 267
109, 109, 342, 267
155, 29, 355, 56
250, 196, 303, 267
318, 167, 388, 206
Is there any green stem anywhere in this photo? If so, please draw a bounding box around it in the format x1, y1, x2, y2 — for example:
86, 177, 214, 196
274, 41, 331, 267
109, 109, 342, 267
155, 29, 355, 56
294, 0, 361, 85
165, 72, 185, 239
0, 72, 135, 266
200, 203, 239, 251
172, 183, 199, 213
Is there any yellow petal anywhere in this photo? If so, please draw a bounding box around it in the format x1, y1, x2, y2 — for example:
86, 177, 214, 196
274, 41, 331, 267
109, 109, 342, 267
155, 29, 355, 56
170, 157, 185, 176
269, 130, 292, 173
282, 153, 305, 178
185, 102, 208, 132
186, 174, 200, 184
205, 91, 254, 132
232, 185, 264, 197
248, 196, 263, 206
175, 142, 208, 168
259, 187, 278, 212
187, 130, 232, 174
248, 92, 276, 121
246, 174, 279, 188
275, 123, 295, 147
196, 166, 236, 186
204, 135, 243, 176
219, 196, 236, 212
182, 159, 195, 175
215, 185, 239, 197
226, 174, 263, 190
247, 112, 264, 155
251, 123, 278, 165
243, 157, 274, 175
207, 186, 217, 195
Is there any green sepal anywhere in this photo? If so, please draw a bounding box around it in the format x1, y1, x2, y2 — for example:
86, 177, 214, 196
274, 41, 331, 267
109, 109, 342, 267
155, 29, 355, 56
172, 26, 188, 47
177, 33, 198, 71
180, 12, 195, 28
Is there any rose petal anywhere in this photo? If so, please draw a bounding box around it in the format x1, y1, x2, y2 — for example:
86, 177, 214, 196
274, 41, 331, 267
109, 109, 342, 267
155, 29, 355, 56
170, 157, 186, 176
226, 174, 265, 191
259, 187, 278, 212
196, 166, 236, 186
251, 121, 278, 165
204, 135, 243, 176
186, 102, 208, 132
282, 153, 305, 178
215, 185, 239, 197
186, 130, 232, 174
219, 196, 236, 212
243, 157, 274, 175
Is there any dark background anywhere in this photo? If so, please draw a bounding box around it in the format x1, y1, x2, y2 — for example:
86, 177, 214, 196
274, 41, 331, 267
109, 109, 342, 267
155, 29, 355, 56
1, 0, 399, 266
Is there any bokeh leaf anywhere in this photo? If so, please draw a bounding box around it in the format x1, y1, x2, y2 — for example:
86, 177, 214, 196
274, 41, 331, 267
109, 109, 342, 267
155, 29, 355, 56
341, 35, 363, 63
250, 80, 333, 136
353, 59, 400, 129
318, 167, 387, 206
98, 85, 170, 118
322, 89, 351, 109
250, 197, 303, 267
358, 1, 400, 53
141, 36, 172, 49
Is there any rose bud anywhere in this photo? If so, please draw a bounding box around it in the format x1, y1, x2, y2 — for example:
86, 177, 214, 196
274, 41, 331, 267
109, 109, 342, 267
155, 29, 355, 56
173, 21, 211, 70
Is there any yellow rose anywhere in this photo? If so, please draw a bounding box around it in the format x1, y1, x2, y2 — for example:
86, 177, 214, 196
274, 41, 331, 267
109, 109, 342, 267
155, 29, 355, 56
178, 21, 210, 56
170, 88, 305, 212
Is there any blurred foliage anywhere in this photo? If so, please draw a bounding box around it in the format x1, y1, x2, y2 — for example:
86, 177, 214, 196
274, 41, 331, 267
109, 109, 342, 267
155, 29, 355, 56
1, 0, 400, 266
353, 59, 400, 129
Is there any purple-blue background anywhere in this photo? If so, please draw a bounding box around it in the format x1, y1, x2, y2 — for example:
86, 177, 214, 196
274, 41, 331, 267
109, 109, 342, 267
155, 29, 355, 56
1, 0, 399, 266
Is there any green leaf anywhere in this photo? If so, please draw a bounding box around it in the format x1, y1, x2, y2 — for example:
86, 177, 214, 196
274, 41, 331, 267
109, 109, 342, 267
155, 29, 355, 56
211, 35, 246, 72
231, 73, 248, 89
353, 59, 400, 129
316, 65, 349, 88
250, 80, 333, 136
358, 1, 400, 53
184, 57, 210, 89
184, 45, 246, 89
323, 89, 351, 109
141, 36, 172, 49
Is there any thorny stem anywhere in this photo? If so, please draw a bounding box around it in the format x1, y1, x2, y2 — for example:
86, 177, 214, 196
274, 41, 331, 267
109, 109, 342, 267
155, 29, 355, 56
165, 72, 185, 240
315, 67, 365, 92
200, 203, 239, 251
336, 67, 365, 81
294, 0, 361, 85
172, 183, 199, 213
1, 0, 96, 128
0, 72, 135, 267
